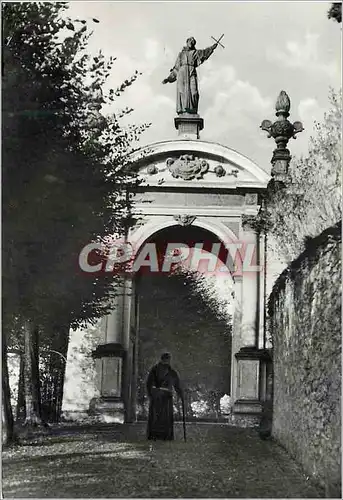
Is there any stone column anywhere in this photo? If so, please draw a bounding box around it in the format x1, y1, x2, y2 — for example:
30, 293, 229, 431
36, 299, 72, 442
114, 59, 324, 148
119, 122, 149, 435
122, 278, 133, 350
230, 276, 242, 403
258, 232, 267, 349
131, 289, 140, 421
240, 223, 259, 348
121, 277, 136, 422
89, 279, 126, 422
231, 221, 263, 423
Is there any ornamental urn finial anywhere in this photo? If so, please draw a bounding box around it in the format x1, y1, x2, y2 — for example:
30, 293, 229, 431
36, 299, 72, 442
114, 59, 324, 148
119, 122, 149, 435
260, 90, 304, 188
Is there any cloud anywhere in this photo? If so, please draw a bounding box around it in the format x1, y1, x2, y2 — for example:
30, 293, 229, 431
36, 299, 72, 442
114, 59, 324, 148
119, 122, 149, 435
298, 97, 325, 124
100, 38, 176, 144
200, 62, 237, 92
104, 51, 274, 165
199, 64, 273, 166
64, 1, 340, 170
96, 35, 329, 168
145, 38, 160, 62
287, 97, 326, 159
266, 33, 340, 79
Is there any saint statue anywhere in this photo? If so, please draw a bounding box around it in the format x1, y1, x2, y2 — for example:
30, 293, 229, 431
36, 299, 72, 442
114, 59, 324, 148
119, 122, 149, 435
162, 37, 218, 115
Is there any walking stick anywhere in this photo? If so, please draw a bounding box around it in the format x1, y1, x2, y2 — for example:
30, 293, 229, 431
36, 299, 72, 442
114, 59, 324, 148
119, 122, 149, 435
181, 396, 187, 442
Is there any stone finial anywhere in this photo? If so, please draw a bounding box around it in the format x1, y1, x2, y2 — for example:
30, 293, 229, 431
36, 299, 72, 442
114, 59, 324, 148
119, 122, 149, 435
260, 91, 304, 187
275, 90, 290, 116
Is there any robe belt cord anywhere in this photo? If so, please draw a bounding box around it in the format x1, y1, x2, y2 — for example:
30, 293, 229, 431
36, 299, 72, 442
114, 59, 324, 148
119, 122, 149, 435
152, 386, 172, 393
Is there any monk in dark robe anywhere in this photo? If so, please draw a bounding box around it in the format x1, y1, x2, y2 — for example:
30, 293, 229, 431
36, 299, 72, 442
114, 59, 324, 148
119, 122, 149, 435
146, 353, 183, 441
162, 36, 218, 115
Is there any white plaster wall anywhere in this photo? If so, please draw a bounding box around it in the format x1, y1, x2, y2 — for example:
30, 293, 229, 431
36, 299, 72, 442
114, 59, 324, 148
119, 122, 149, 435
62, 321, 103, 414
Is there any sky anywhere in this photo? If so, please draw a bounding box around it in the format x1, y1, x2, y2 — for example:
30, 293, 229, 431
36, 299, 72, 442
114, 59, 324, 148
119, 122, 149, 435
67, 1, 341, 172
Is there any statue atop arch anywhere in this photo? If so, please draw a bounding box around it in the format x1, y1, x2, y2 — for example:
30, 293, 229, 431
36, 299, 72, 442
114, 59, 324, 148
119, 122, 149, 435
162, 36, 219, 115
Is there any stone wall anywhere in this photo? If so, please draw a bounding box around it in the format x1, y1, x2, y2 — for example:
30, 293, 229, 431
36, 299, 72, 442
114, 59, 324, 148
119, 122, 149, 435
269, 222, 341, 496
62, 322, 102, 420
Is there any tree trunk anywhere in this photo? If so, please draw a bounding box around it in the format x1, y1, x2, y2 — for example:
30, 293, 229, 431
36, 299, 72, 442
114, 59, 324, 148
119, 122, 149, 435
56, 324, 69, 421
32, 324, 43, 419
23, 319, 43, 426
2, 332, 15, 446
16, 352, 26, 421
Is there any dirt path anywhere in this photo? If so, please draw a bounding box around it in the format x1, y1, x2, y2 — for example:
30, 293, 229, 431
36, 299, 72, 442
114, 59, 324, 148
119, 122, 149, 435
2, 422, 323, 498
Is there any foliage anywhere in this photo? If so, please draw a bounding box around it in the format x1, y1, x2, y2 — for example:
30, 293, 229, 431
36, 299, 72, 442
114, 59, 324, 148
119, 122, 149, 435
263, 89, 342, 262
171, 266, 233, 324
2, 2, 148, 428
2, 2, 148, 333
328, 2, 342, 23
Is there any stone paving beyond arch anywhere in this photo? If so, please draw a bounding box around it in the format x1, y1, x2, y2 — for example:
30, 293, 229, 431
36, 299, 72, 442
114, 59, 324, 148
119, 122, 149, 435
2, 423, 323, 498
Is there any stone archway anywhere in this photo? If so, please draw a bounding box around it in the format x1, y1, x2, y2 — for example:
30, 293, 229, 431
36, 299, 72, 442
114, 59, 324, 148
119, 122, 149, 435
129, 222, 236, 423
86, 137, 271, 426
67, 131, 271, 426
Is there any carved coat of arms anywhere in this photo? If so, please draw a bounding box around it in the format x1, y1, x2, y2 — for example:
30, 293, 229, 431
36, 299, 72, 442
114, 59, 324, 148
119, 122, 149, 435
166, 154, 209, 180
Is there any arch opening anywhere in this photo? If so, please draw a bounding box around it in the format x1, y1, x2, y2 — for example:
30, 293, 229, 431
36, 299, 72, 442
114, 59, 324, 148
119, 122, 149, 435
129, 224, 235, 422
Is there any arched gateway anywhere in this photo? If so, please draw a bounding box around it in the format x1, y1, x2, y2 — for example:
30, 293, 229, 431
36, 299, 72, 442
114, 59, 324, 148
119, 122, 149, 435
84, 112, 271, 426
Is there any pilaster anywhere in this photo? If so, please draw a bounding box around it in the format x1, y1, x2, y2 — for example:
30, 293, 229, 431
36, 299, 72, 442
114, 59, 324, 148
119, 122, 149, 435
239, 221, 259, 348
232, 219, 266, 419
89, 279, 126, 422
121, 277, 136, 422
258, 232, 267, 349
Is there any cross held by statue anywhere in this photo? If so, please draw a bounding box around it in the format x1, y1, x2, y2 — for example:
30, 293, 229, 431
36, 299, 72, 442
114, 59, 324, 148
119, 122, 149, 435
211, 34, 225, 49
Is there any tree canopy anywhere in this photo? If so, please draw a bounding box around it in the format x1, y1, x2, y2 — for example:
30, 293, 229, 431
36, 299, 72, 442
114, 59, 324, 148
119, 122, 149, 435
2, 2, 149, 433
328, 3, 342, 23
3, 2, 148, 332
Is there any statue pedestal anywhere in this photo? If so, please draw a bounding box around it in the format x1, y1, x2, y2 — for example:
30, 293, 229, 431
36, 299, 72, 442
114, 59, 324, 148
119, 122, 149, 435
174, 114, 204, 140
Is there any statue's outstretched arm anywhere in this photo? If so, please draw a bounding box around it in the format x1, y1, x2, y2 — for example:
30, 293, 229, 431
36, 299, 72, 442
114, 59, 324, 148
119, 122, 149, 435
196, 43, 217, 65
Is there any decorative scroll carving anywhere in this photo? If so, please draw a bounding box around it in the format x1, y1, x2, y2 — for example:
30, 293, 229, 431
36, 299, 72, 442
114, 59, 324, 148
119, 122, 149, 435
215, 165, 226, 177
228, 168, 239, 178
174, 214, 197, 226
166, 155, 209, 180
